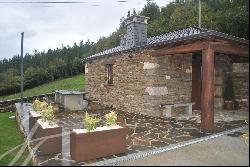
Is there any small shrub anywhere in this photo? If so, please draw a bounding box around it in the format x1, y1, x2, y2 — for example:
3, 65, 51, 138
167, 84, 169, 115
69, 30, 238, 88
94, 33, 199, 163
105, 111, 117, 126
32, 99, 41, 112
83, 112, 100, 132
242, 120, 249, 146
41, 105, 55, 125
32, 99, 48, 113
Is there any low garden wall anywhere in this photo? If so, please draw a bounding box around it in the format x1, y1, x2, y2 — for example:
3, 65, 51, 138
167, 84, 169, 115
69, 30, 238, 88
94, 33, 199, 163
0, 93, 54, 113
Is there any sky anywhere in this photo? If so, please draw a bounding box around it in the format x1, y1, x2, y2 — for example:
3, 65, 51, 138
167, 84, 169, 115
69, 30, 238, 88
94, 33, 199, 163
0, 0, 171, 60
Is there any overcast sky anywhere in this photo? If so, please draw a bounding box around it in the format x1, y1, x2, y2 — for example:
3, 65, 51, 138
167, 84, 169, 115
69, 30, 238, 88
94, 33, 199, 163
0, 0, 171, 60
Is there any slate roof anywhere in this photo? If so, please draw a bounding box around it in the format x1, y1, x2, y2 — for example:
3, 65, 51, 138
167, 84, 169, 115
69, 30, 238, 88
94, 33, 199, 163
82, 27, 249, 62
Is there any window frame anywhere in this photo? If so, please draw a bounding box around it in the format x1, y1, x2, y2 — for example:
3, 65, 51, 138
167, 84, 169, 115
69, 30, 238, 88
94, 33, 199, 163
106, 64, 114, 85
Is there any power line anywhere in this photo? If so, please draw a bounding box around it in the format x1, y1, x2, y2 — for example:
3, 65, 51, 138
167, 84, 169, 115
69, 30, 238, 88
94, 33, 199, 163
0, 1, 86, 4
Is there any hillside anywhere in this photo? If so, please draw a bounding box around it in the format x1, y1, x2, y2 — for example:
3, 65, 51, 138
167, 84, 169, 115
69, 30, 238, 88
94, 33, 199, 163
0, 75, 85, 101
0, 0, 248, 97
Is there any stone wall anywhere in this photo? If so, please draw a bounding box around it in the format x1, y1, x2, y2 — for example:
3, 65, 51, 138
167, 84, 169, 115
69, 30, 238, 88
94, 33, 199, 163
86, 51, 249, 116
214, 56, 249, 111
85, 50, 192, 117
233, 63, 249, 111
214, 55, 231, 110
0, 93, 54, 113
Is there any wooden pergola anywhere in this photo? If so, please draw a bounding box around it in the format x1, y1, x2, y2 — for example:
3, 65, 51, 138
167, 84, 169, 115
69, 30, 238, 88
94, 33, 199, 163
151, 36, 249, 133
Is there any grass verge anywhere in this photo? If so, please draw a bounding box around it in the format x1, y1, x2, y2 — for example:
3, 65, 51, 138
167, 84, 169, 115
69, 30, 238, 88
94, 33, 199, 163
0, 112, 32, 166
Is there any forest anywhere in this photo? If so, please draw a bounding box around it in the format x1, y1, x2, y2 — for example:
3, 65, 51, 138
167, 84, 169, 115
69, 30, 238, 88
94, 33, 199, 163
0, 0, 249, 96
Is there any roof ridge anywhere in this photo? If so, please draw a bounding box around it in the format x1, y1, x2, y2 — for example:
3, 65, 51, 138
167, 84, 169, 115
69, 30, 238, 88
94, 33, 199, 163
83, 27, 248, 62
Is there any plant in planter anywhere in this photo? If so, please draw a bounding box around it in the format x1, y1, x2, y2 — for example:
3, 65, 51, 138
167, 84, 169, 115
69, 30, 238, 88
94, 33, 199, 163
32, 100, 48, 114
29, 100, 48, 136
83, 112, 100, 132
223, 74, 236, 110
35, 105, 62, 155
70, 111, 127, 162
32, 99, 41, 112
105, 111, 117, 126
41, 105, 55, 126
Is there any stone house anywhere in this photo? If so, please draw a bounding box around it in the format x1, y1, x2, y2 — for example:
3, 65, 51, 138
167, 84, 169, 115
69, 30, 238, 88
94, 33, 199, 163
83, 16, 249, 132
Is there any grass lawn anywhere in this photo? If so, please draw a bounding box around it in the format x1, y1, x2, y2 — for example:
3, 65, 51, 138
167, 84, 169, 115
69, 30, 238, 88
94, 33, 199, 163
0, 112, 32, 166
0, 74, 85, 101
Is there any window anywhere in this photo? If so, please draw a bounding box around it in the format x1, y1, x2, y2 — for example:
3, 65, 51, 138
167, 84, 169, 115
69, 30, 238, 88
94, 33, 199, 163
106, 64, 113, 85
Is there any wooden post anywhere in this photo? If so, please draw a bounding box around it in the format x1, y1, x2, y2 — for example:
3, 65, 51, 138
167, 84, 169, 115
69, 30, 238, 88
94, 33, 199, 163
21, 32, 24, 106
201, 47, 214, 133
192, 62, 202, 110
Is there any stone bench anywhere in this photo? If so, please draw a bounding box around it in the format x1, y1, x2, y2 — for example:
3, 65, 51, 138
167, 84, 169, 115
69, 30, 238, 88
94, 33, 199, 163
160, 102, 195, 117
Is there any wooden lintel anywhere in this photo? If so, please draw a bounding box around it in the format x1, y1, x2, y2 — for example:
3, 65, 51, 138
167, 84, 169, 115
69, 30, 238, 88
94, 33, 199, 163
210, 42, 249, 57
151, 41, 208, 57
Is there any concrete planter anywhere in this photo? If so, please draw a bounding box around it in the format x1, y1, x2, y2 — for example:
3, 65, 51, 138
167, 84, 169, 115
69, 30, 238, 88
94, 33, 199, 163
29, 110, 41, 139
36, 119, 62, 155
70, 126, 128, 162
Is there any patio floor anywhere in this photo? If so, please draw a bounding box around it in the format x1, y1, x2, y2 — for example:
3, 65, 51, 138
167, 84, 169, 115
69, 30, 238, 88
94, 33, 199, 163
15, 103, 248, 166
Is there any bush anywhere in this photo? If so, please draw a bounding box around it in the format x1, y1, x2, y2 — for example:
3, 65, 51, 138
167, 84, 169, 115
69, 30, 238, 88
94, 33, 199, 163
41, 105, 55, 125
32, 99, 41, 112
105, 111, 117, 126
32, 99, 48, 113
83, 112, 100, 132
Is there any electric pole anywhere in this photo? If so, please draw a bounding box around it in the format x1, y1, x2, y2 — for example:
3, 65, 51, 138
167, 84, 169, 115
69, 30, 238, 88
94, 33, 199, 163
198, 0, 201, 28
21, 32, 24, 105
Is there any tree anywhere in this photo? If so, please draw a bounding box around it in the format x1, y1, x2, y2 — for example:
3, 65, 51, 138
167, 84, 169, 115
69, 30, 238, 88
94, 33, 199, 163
0, 69, 20, 95
127, 10, 131, 17
24, 67, 51, 89
168, 1, 216, 31
140, 1, 160, 23
133, 8, 137, 16
216, 5, 249, 39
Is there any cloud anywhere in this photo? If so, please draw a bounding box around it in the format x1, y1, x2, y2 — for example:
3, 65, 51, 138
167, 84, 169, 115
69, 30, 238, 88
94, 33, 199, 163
0, 0, 168, 60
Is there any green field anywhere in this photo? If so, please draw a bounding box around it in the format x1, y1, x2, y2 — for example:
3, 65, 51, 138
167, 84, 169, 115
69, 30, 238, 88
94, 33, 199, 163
0, 75, 85, 101
0, 112, 32, 166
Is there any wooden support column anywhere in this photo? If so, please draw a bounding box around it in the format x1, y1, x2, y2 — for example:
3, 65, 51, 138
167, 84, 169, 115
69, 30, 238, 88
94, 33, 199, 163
192, 63, 202, 110
201, 46, 215, 133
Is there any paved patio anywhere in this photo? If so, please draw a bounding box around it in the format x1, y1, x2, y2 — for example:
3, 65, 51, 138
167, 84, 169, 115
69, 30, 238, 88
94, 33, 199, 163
120, 128, 249, 166
15, 103, 248, 166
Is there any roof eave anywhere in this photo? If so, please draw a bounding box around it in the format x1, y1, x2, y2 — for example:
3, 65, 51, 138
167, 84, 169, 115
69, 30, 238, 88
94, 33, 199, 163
82, 31, 249, 63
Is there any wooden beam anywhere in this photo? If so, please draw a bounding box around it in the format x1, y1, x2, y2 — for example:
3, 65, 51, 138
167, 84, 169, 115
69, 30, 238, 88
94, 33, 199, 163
201, 46, 215, 133
192, 63, 202, 110
210, 43, 249, 57
151, 41, 208, 57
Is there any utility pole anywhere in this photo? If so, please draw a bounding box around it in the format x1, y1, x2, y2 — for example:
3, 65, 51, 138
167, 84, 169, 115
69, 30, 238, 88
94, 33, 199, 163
21, 32, 24, 106
198, 0, 201, 28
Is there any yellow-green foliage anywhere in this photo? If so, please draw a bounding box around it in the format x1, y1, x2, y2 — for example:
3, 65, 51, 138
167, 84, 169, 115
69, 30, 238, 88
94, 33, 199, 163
105, 111, 117, 126
32, 99, 40, 112
242, 120, 249, 146
83, 112, 100, 132
32, 99, 48, 113
41, 105, 55, 125
242, 133, 249, 146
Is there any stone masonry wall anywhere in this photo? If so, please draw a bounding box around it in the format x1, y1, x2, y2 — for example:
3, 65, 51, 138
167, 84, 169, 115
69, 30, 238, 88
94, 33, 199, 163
214, 55, 231, 110
233, 63, 249, 111
85, 50, 192, 117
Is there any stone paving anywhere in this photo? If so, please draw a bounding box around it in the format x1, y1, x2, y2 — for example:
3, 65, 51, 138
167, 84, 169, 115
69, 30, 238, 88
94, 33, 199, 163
15, 103, 248, 166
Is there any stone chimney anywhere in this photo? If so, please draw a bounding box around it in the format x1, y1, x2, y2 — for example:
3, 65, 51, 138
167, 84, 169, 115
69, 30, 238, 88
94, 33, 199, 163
120, 15, 149, 48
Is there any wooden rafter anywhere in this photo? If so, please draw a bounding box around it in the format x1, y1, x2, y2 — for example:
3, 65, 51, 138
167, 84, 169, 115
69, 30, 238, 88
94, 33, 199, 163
210, 42, 249, 57
151, 40, 249, 58
151, 41, 208, 57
